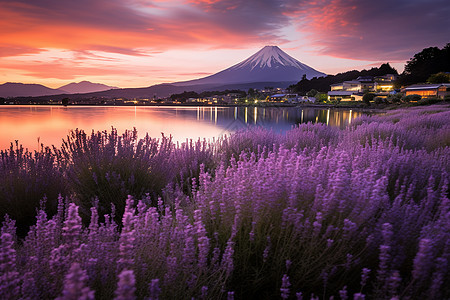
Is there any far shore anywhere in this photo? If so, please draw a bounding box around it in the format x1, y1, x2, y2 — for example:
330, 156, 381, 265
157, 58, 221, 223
0, 101, 396, 112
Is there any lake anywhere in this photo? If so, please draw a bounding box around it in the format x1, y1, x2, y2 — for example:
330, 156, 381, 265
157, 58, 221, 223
0, 105, 367, 151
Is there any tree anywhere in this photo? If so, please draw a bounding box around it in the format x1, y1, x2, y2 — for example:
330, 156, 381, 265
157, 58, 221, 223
402, 94, 421, 102
62, 98, 70, 106
306, 89, 318, 97
315, 93, 327, 103
399, 43, 450, 86
362, 93, 375, 106
427, 72, 450, 83
0, 97, 5, 105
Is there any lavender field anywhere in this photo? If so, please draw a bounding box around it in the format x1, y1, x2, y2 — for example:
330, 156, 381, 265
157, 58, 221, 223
1, 105, 449, 299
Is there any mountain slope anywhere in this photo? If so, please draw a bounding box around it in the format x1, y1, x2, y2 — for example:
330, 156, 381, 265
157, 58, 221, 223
59, 81, 118, 94
174, 46, 326, 86
0, 83, 66, 98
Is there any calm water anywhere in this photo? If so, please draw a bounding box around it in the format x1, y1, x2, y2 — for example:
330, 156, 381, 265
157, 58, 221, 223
0, 105, 366, 151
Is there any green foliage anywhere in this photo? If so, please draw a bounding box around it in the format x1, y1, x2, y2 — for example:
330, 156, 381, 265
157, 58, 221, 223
331, 97, 341, 104
387, 93, 403, 104
374, 97, 388, 105
417, 97, 441, 106
399, 43, 450, 86
306, 89, 318, 97
362, 93, 375, 106
402, 94, 422, 102
314, 93, 327, 103
427, 72, 450, 83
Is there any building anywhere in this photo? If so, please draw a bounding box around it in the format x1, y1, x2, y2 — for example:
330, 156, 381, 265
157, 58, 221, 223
328, 74, 396, 101
269, 93, 303, 103
374, 74, 397, 92
403, 84, 450, 99
330, 81, 368, 92
327, 91, 363, 101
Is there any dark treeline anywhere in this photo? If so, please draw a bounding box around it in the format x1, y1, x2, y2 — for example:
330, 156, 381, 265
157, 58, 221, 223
170, 89, 246, 101
397, 43, 450, 86
289, 63, 398, 93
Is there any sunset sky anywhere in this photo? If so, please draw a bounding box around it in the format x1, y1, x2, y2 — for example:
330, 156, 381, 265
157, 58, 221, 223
0, 0, 449, 88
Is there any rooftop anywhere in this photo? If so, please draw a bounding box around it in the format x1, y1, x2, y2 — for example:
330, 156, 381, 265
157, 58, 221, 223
404, 83, 450, 90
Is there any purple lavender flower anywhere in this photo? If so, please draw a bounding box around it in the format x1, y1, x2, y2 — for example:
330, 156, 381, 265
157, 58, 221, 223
339, 286, 348, 300
412, 238, 433, 281
387, 270, 401, 297
360, 268, 371, 288
62, 203, 82, 250
56, 263, 94, 300
148, 278, 161, 300
221, 239, 235, 276
115, 269, 136, 300
0, 233, 20, 299
280, 274, 291, 299
227, 291, 235, 300
353, 292, 365, 300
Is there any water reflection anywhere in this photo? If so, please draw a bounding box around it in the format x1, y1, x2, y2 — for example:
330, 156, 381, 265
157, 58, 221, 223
0, 105, 367, 151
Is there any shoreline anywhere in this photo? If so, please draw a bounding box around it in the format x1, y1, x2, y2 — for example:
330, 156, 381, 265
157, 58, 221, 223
0, 102, 385, 112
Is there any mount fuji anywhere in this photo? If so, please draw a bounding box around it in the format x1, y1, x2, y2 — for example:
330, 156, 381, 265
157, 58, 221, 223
12, 46, 326, 100
174, 46, 326, 87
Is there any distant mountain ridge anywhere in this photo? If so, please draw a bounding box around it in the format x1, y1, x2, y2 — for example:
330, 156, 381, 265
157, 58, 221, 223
0, 82, 66, 98
58, 81, 118, 94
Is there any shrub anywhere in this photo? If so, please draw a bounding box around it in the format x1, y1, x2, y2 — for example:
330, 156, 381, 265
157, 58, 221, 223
314, 93, 327, 103
374, 97, 387, 105
0, 143, 68, 236
362, 93, 375, 106
54, 128, 176, 223
417, 97, 441, 106
402, 94, 422, 102
387, 93, 403, 104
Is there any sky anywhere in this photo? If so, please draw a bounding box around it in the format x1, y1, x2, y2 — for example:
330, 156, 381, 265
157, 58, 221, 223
0, 0, 449, 88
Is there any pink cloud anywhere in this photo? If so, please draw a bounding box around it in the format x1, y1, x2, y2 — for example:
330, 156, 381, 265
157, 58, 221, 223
286, 0, 450, 61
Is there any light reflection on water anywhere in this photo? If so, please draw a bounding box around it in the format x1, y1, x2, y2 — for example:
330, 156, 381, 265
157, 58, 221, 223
0, 105, 367, 151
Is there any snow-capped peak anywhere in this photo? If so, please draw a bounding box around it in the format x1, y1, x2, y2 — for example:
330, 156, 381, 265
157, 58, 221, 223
173, 45, 326, 86
231, 46, 308, 70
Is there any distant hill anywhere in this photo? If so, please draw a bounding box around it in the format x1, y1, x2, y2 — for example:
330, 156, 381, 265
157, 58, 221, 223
59, 81, 118, 94
20, 84, 194, 102
21, 81, 308, 104
0, 82, 66, 97
290, 63, 398, 93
